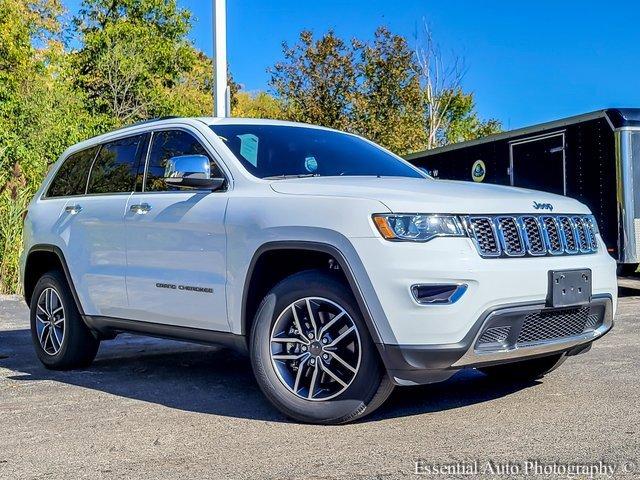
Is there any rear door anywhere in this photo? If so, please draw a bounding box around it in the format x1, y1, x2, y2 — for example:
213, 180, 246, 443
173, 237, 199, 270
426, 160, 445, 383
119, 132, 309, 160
63, 134, 146, 317
123, 129, 229, 331
510, 132, 565, 195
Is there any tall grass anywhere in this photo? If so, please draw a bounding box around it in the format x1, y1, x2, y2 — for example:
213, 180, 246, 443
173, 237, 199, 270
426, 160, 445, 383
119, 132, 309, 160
0, 163, 30, 294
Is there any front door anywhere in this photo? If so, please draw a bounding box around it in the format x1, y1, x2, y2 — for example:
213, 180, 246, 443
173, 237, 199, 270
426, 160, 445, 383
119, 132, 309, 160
124, 129, 229, 331
510, 132, 565, 195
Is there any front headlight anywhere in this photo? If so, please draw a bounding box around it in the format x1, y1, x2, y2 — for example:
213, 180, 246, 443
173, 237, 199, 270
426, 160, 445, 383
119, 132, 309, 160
372, 214, 466, 242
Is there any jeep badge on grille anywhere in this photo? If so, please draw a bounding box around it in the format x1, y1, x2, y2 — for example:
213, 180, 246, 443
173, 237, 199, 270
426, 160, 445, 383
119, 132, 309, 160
533, 201, 553, 211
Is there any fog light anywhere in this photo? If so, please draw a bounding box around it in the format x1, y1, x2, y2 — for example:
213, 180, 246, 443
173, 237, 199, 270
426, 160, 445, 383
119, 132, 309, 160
411, 284, 467, 305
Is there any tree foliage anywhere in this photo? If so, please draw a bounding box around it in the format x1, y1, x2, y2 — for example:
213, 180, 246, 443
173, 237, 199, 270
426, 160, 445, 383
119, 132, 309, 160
233, 91, 285, 119
0, 0, 94, 291
269, 28, 501, 154
351, 27, 426, 154
270, 30, 356, 130
73, 0, 197, 125
0, 0, 214, 293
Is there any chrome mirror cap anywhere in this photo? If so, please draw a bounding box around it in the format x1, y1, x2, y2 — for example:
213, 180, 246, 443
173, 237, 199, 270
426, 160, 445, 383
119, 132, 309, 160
164, 155, 224, 190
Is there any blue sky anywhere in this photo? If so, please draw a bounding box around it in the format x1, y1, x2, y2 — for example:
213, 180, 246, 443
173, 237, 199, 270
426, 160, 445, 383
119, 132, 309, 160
64, 1, 640, 129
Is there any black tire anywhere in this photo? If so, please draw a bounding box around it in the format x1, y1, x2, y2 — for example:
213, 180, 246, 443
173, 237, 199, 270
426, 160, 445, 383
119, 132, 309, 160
30, 270, 100, 370
250, 270, 394, 424
478, 353, 566, 381
616, 263, 639, 277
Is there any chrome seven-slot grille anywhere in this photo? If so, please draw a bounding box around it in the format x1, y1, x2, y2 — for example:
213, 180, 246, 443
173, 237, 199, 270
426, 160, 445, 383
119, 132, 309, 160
466, 215, 598, 258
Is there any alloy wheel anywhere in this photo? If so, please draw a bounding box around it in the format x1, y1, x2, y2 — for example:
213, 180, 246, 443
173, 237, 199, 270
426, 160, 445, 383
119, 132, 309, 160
35, 287, 66, 355
270, 297, 362, 401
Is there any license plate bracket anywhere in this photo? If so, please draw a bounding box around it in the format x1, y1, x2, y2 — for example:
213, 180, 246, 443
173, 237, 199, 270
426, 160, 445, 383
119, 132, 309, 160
547, 269, 592, 307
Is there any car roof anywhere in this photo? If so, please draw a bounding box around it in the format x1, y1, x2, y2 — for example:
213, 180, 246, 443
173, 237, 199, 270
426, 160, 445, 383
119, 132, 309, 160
69, 117, 341, 152
203, 116, 344, 132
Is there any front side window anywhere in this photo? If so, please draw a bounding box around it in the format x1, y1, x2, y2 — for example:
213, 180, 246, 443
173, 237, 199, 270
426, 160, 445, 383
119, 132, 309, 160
209, 124, 424, 179
87, 135, 144, 194
145, 130, 224, 192
47, 146, 99, 197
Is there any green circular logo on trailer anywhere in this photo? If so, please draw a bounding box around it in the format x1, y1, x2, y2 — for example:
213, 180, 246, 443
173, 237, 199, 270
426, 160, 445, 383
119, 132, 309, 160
472, 160, 486, 182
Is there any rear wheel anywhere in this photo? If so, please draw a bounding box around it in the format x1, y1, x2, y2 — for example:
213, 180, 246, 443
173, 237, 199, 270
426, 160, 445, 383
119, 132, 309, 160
478, 353, 566, 381
250, 270, 393, 424
30, 270, 100, 370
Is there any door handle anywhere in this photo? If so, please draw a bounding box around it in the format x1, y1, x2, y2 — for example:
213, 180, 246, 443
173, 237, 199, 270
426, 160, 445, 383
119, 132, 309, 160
65, 204, 82, 215
130, 203, 151, 215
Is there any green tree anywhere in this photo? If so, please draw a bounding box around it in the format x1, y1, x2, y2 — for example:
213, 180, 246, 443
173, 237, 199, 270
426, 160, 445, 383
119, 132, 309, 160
73, 0, 198, 125
232, 91, 285, 119
442, 89, 501, 145
268, 27, 499, 155
352, 27, 426, 155
0, 0, 93, 293
269, 30, 356, 130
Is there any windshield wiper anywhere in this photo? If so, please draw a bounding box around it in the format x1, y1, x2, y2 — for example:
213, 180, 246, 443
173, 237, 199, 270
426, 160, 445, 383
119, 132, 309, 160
263, 173, 321, 180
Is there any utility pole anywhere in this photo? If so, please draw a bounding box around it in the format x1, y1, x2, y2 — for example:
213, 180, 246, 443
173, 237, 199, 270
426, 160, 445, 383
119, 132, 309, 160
212, 0, 229, 117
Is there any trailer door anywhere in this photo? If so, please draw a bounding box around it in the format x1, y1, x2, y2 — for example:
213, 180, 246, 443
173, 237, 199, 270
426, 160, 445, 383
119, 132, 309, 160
509, 132, 565, 195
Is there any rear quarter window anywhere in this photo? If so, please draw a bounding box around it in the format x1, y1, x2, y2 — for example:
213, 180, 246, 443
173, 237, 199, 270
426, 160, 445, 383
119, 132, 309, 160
47, 146, 99, 198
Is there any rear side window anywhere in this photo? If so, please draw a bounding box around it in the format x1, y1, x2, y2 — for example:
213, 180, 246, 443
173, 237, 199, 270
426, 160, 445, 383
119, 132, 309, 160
47, 147, 99, 197
87, 135, 144, 194
145, 130, 224, 192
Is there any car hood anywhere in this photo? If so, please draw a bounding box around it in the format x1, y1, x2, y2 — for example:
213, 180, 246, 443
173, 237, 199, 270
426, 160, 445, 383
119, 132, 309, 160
269, 176, 589, 214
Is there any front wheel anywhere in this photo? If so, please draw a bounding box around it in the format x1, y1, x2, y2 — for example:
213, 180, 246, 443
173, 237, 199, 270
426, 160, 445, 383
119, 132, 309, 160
478, 353, 566, 381
250, 270, 393, 424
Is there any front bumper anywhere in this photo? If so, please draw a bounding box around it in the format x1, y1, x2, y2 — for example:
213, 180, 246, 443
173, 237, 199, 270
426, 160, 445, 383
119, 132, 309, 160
350, 236, 618, 345
379, 295, 613, 386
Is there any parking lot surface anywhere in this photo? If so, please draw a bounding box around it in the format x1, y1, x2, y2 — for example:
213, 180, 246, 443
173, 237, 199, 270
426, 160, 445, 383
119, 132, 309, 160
1, 282, 639, 479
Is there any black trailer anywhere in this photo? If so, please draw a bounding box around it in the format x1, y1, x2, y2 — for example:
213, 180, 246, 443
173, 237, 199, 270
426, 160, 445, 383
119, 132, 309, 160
406, 108, 640, 271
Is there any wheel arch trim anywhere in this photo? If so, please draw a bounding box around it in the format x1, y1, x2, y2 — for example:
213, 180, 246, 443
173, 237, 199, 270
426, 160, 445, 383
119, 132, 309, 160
24, 244, 85, 316
241, 240, 388, 345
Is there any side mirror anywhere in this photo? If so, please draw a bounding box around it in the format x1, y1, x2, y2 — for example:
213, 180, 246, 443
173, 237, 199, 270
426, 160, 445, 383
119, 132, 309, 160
164, 155, 225, 190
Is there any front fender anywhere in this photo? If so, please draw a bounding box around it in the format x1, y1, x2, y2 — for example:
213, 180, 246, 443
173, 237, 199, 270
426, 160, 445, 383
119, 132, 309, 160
227, 227, 398, 345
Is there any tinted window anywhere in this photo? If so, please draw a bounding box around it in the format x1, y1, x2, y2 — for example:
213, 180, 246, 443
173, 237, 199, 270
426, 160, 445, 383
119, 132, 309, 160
145, 130, 224, 192
210, 124, 424, 179
87, 135, 144, 194
47, 147, 99, 197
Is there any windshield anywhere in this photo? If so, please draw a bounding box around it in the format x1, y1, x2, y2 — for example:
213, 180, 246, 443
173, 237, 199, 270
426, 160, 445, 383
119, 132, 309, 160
209, 124, 424, 179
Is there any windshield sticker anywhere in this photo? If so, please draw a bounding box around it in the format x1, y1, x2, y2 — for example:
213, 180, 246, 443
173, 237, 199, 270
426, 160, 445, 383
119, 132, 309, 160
304, 156, 318, 173
238, 134, 259, 167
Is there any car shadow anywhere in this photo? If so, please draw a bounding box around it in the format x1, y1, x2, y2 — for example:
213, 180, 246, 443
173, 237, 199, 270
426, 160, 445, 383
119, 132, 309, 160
618, 286, 639, 298
617, 273, 640, 298
0, 328, 537, 424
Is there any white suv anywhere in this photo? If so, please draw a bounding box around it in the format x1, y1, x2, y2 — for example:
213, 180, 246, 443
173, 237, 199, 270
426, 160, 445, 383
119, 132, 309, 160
21, 117, 617, 424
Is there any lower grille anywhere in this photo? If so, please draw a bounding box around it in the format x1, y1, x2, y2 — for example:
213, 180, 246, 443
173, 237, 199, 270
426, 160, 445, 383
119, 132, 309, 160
584, 313, 601, 331
477, 326, 511, 345
517, 307, 591, 345
474, 301, 608, 353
